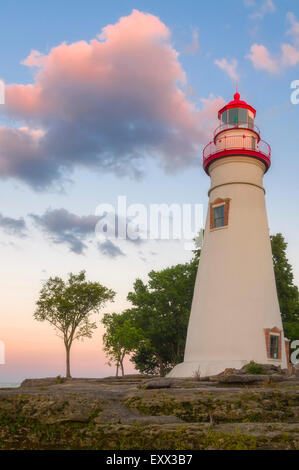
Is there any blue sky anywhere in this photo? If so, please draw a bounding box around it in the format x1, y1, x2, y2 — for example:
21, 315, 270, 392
0, 0, 299, 382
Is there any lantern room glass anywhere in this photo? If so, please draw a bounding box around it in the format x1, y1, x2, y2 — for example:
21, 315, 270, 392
221, 107, 254, 129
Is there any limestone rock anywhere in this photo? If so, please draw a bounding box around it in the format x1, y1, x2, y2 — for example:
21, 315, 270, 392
215, 373, 284, 384
1, 375, 298, 449
143, 378, 180, 389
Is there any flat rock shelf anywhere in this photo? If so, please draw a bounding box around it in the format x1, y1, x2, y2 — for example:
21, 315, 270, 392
0, 374, 298, 450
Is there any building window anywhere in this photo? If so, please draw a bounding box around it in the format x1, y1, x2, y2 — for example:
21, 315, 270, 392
213, 205, 225, 228
270, 335, 279, 359
264, 327, 282, 360
210, 198, 230, 230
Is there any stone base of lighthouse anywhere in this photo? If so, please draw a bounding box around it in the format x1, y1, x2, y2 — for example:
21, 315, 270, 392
168, 156, 288, 379
168, 358, 288, 378
168, 360, 249, 378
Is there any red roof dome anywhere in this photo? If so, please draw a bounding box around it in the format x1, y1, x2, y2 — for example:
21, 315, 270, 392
218, 93, 256, 119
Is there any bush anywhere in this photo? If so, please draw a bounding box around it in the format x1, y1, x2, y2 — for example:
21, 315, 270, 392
245, 361, 265, 375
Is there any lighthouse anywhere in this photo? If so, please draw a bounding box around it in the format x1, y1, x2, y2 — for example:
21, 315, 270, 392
169, 92, 288, 378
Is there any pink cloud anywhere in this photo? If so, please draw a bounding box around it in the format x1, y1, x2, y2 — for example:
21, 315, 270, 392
0, 10, 223, 189
247, 11, 299, 74
287, 11, 299, 46
214, 58, 239, 81
281, 43, 299, 67
246, 44, 279, 74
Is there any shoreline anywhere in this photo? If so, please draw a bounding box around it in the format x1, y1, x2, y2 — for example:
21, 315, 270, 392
0, 383, 20, 388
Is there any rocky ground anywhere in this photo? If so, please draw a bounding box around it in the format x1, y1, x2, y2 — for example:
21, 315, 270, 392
0, 368, 299, 450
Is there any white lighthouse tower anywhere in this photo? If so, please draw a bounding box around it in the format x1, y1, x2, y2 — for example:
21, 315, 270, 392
169, 92, 288, 378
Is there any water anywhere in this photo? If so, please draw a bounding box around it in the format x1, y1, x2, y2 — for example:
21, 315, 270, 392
0, 383, 20, 388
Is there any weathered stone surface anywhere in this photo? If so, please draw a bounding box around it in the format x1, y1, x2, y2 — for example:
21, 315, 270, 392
214, 374, 284, 384
20, 378, 64, 388
143, 378, 185, 389
0, 375, 298, 449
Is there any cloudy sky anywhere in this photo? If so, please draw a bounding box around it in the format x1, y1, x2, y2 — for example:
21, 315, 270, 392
1, 0, 299, 382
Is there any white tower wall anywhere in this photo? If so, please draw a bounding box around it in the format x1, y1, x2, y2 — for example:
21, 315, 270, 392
169, 155, 287, 378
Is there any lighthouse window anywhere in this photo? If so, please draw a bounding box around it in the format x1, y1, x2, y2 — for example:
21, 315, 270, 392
238, 108, 248, 124
248, 116, 254, 129
229, 108, 238, 125
213, 205, 225, 228
270, 335, 279, 359
225, 108, 250, 127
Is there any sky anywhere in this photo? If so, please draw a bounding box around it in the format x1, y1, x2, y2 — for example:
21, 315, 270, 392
0, 0, 299, 383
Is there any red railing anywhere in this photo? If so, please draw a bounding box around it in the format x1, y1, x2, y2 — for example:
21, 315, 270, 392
214, 121, 260, 139
203, 134, 271, 173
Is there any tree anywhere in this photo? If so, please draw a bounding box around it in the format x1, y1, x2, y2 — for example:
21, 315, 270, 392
101, 311, 143, 376
127, 254, 199, 376
130, 342, 161, 376
271, 233, 299, 342
34, 271, 115, 378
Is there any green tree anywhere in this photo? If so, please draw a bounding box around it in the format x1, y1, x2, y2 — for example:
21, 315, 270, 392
130, 342, 161, 376
271, 233, 299, 342
101, 311, 143, 376
35, 271, 115, 378
127, 254, 199, 376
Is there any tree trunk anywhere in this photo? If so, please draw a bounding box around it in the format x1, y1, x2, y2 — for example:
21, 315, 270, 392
116, 362, 119, 377
158, 357, 165, 377
120, 360, 124, 377
66, 346, 72, 379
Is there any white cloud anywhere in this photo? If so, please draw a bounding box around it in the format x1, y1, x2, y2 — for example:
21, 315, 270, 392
243, 0, 256, 7
251, 0, 275, 20
214, 58, 239, 81
184, 29, 200, 55
244, 0, 275, 20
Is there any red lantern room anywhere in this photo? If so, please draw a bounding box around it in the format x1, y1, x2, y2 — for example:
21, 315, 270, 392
203, 93, 271, 175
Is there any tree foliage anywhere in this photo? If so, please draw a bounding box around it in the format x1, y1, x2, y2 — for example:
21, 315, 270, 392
126, 254, 199, 376
271, 233, 299, 342
35, 271, 115, 378
101, 311, 143, 376
100, 233, 299, 378
130, 342, 161, 376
